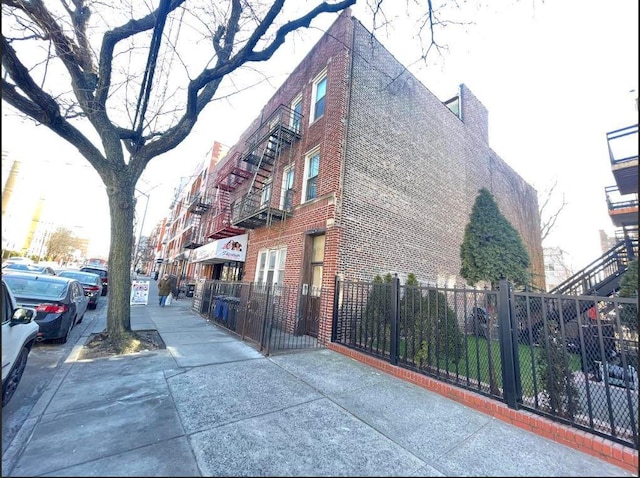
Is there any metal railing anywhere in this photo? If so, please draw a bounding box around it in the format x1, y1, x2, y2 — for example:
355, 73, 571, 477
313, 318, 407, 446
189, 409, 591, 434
607, 124, 639, 165
549, 238, 638, 296
605, 185, 639, 211
230, 189, 293, 227
243, 104, 303, 159
193, 280, 322, 355
332, 276, 638, 448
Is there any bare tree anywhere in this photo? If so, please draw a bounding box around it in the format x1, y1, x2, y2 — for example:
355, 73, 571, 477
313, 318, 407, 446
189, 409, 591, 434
538, 180, 568, 243
2, 0, 452, 350
46, 227, 78, 262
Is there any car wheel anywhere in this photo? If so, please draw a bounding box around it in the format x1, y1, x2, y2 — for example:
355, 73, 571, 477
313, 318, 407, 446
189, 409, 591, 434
2, 346, 30, 407
101, 288, 107, 296
55, 317, 74, 344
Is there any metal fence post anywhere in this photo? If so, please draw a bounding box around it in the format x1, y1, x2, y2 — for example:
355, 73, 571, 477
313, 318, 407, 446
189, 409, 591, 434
332, 275, 340, 342
260, 284, 272, 353
498, 279, 522, 409
390, 274, 400, 366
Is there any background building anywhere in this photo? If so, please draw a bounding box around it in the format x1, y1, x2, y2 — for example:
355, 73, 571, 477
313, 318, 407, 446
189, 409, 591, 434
543, 247, 574, 291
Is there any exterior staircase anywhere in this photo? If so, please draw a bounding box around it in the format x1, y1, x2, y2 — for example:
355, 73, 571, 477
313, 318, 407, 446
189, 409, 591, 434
549, 237, 637, 296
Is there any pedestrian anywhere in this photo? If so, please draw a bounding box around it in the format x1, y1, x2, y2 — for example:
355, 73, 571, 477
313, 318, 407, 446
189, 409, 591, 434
157, 274, 172, 307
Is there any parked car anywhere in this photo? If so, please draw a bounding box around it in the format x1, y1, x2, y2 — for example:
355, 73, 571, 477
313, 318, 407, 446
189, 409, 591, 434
2, 278, 39, 407
2, 272, 88, 344
79, 265, 108, 296
56, 270, 103, 309
2, 263, 57, 275
2, 257, 34, 268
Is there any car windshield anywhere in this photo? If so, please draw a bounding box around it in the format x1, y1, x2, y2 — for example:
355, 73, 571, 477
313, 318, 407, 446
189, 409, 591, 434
4, 263, 44, 272
81, 268, 107, 278
3, 276, 68, 300
58, 271, 99, 284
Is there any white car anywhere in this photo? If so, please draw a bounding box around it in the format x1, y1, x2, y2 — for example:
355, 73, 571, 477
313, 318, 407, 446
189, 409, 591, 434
2, 256, 34, 268
2, 278, 39, 407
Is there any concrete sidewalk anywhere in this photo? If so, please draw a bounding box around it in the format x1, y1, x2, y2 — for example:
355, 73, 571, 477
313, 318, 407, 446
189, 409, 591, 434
2, 278, 636, 477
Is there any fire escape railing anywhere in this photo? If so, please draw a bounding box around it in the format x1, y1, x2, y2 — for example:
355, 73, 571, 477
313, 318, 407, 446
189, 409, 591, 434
550, 238, 638, 296
607, 124, 639, 166
230, 104, 302, 228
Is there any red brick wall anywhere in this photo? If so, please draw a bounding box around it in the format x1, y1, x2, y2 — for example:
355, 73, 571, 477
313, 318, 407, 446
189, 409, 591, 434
337, 19, 545, 290
204, 9, 545, 345
234, 11, 354, 345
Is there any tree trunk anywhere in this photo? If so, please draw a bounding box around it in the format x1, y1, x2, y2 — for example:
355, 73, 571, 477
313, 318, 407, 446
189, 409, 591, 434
105, 178, 136, 340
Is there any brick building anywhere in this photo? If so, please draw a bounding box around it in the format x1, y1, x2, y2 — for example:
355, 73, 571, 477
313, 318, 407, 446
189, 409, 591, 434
185, 9, 544, 344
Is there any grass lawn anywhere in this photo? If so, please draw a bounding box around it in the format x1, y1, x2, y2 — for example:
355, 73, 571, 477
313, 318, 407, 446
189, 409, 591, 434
398, 335, 582, 397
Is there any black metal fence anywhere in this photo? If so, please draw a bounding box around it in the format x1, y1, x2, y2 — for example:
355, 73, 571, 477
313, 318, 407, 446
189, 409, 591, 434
193, 280, 321, 355
332, 276, 639, 449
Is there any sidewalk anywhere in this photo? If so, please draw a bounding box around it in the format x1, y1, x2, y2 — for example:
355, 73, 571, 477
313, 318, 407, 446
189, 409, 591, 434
2, 278, 637, 477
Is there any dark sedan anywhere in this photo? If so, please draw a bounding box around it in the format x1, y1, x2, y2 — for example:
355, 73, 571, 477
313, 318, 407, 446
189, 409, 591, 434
56, 270, 103, 309
2, 272, 88, 344
79, 266, 108, 296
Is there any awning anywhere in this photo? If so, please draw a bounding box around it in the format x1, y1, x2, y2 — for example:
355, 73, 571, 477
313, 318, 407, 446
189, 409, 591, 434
190, 234, 248, 264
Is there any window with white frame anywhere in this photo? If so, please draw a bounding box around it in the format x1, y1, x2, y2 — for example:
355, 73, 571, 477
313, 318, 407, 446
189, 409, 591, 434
255, 248, 287, 285
310, 71, 327, 123
260, 179, 272, 207
291, 95, 302, 134
280, 167, 294, 210
301, 149, 320, 202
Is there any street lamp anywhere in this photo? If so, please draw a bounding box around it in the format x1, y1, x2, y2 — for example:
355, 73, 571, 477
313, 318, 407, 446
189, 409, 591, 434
133, 184, 160, 270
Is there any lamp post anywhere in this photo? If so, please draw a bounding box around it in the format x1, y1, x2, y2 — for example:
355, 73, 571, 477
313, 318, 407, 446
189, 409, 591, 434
133, 184, 160, 270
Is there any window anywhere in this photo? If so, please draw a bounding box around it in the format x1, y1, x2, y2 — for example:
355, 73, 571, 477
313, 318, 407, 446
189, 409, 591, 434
302, 149, 320, 202
280, 167, 294, 210
256, 252, 267, 284
310, 234, 325, 297
310, 72, 327, 122
2, 283, 11, 324
291, 95, 302, 134
255, 248, 287, 285
260, 180, 272, 208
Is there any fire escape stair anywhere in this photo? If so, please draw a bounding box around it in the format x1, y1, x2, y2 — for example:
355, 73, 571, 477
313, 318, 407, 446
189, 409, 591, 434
230, 105, 302, 230
208, 155, 251, 239
550, 237, 638, 297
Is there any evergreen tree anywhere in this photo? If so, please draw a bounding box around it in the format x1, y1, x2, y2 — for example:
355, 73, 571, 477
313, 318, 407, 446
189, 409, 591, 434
402, 274, 463, 369
619, 258, 638, 298
363, 273, 392, 352
537, 321, 581, 419
618, 258, 638, 335
460, 188, 531, 289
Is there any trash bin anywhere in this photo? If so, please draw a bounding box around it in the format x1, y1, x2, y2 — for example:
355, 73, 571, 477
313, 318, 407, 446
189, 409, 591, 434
186, 283, 195, 298
227, 297, 240, 329
221, 298, 230, 323
213, 296, 225, 321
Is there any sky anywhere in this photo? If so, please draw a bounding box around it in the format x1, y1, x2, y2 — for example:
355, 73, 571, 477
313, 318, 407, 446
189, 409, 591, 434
2, 0, 638, 269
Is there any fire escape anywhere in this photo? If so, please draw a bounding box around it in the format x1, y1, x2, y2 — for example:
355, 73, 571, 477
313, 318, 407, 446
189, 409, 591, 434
230, 104, 302, 229
183, 192, 212, 249
550, 124, 638, 297
206, 151, 252, 239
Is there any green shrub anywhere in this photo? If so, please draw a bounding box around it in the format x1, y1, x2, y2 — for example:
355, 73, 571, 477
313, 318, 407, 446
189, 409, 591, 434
537, 321, 581, 419
402, 273, 464, 368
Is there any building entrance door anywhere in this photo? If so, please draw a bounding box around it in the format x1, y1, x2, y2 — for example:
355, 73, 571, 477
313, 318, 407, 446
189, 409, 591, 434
300, 234, 324, 338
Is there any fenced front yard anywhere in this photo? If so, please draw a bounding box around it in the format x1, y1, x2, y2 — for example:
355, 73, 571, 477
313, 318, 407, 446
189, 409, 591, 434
192, 276, 638, 448
332, 276, 639, 449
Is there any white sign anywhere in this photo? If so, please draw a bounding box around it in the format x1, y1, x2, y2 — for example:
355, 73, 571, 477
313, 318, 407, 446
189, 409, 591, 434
191, 234, 248, 263
130, 280, 150, 306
